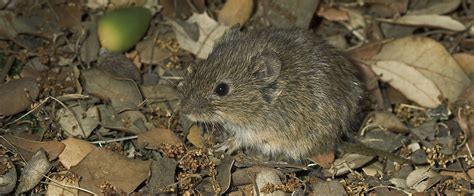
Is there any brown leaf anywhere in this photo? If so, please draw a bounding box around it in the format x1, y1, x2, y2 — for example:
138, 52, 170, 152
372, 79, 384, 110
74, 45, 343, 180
81, 68, 143, 111
311, 180, 347, 196
58, 138, 95, 169
70, 148, 151, 194
370, 111, 409, 133
137, 128, 183, 149
371, 60, 442, 108
309, 151, 335, 169
218, 0, 253, 26
0, 78, 39, 116
453, 53, 474, 78
1, 134, 65, 161
317, 5, 349, 22
187, 125, 205, 148
371, 36, 470, 104
389, 15, 466, 32
408, 0, 461, 15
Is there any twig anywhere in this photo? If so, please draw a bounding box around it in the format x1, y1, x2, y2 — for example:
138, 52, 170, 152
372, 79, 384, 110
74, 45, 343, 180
89, 135, 138, 144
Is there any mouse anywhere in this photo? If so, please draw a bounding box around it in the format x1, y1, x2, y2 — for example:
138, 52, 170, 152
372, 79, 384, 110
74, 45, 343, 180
180, 27, 365, 162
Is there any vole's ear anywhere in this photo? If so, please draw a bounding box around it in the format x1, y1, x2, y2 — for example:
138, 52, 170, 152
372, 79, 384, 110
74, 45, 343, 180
252, 48, 281, 84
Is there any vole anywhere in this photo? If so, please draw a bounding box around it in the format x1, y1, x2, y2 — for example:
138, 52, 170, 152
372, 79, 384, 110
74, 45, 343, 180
180, 28, 367, 161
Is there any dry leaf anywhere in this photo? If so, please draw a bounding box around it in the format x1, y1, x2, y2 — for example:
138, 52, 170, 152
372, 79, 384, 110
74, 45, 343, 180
317, 5, 349, 21
187, 125, 205, 148
311, 180, 348, 196
371, 36, 470, 103
309, 151, 335, 169
46, 172, 79, 196
390, 15, 466, 32
137, 128, 183, 149
57, 105, 99, 138
16, 150, 52, 194
169, 13, 228, 59
218, 0, 253, 26
0, 78, 40, 116
371, 60, 442, 108
70, 148, 151, 194
408, 0, 461, 15
58, 138, 95, 169
453, 53, 474, 77
1, 134, 65, 161
370, 111, 409, 133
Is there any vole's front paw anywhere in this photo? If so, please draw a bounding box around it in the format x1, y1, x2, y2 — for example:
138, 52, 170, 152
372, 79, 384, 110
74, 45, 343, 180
214, 137, 239, 154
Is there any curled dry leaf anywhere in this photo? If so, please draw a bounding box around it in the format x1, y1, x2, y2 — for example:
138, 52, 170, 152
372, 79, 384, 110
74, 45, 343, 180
169, 13, 228, 59
371, 60, 442, 108
58, 138, 95, 169
388, 14, 466, 32
216, 154, 234, 194
255, 168, 285, 196
148, 157, 177, 194
16, 150, 52, 194
371, 36, 470, 105
218, 0, 253, 26
0, 78, 39, 116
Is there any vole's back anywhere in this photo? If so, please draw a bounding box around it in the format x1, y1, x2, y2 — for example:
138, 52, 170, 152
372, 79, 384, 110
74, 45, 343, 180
181, 28, 364, 161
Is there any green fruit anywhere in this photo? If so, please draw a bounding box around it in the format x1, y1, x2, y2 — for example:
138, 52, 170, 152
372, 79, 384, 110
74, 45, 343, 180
98, 7, 152, 52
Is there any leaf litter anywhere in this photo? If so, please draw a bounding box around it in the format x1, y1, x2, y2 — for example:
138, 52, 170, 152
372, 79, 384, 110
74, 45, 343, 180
0, 0, 473, 195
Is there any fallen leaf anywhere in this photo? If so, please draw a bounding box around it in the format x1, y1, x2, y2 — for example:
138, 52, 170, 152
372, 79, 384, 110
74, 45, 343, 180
370, 111, 409, 133
187, 125, 205, 148
218, 0, 253, 26
371, 36, 470, 104
406, 167, 441, 192
371, 60, 442, 108
255, 0, 320, 28
255, 167, 284, 195
453, 53, 474, 78
137, 128, 183, 149
58, 138, 95, 169
0, 78, 40, 116
70, 148, 151, 194
57, 105, 99, 138
97, 52, 142, 83
389, 15, 465, 32
408, 0, 461, 15
216, 154, 234, 194
309, 151, 335, 169
81, 68, 143, 112
136, 38, 172, 65
16, 150, 52, 194
311, 180, 347, 196
78, 21, 100, 65
0, 134, 65, 161
317, 5, 349, 21
323, 153, 374, 177
0, 11, 37, 39
169, 13, 229, 59
46, 172, 80, 196
148, 157, 177, 194
50, 2, 83, 28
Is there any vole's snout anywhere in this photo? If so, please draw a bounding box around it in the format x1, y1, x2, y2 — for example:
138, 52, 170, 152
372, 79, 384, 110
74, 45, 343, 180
179, 97, 210, 122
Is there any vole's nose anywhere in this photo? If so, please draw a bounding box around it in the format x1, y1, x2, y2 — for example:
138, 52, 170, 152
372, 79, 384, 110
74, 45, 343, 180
180, 97, 208, 115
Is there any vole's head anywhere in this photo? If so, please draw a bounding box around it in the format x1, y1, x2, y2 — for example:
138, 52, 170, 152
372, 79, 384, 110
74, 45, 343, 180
180, 29, 282, 124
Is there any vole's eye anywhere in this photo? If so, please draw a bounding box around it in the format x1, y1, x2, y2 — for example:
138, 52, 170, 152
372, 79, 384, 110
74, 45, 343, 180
214, 83, 229, 96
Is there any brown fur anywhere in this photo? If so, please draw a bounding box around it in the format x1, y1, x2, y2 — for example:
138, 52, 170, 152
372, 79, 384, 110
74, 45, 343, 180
180, 28, 364, 161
